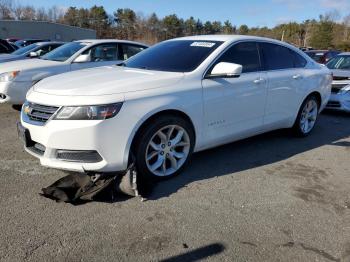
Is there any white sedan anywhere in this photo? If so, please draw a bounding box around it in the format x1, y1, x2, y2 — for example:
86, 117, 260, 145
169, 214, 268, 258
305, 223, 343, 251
0, 39, 147, 105
19, 35, 332, 179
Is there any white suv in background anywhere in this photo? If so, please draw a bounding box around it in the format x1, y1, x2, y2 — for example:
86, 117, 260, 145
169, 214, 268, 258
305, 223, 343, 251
19, 35, 332, 179
0, 39, 147, 105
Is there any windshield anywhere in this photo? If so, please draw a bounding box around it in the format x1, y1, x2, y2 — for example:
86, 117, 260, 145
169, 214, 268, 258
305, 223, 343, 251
12, 43, 39, 55
124, 40, 223, 72
326, 55, 350, 70
40, 42, 88, 62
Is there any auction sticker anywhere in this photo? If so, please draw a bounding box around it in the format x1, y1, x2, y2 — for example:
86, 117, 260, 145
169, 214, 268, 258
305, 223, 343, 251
190, 42, 216, 48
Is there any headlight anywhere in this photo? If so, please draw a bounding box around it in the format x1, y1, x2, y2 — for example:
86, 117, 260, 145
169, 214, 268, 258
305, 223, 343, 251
0, 71, 20, 82
53, 103, 123, 120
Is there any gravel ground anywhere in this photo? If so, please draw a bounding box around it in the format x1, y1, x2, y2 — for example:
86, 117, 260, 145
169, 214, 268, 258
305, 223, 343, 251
0, 104, 349, 262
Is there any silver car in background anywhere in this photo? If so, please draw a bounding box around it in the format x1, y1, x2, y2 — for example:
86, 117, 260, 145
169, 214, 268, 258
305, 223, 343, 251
0, 42, 64, 63
326, 53, 350, 112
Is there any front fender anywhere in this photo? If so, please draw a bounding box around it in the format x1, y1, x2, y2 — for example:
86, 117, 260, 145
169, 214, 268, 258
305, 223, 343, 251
121, 92, 203, 167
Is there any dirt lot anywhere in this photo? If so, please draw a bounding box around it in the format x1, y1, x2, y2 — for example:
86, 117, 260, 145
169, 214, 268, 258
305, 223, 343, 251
0, 104, 350, 262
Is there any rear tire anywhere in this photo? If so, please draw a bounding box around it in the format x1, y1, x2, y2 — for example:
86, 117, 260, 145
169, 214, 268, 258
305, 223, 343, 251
292, 95, 319, 137
134, 115, 195, 181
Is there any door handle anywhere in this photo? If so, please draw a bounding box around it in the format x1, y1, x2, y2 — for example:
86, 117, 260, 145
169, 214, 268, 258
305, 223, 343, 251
293, 74, 302, 80
253, 78, 265, 84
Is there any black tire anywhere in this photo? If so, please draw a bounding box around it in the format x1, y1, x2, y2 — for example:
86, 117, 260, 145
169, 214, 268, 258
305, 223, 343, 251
12, 104, 22, 111
292, 95, 319, 137
134, 115, 195, 181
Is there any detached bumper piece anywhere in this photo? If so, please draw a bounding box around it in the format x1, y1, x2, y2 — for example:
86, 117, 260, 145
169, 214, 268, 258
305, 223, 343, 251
40, 159, 154, 204
56, 150, 103, 163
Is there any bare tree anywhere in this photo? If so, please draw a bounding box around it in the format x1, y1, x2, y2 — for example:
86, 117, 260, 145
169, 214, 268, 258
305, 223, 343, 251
36, 7, 48, 21
0, 0, 13, 19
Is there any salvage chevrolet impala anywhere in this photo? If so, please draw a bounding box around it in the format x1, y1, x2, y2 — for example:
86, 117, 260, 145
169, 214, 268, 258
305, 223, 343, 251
19, 35, 332, 179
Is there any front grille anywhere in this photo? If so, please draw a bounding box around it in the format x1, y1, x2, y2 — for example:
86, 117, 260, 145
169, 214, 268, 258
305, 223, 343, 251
327, 101, 341, 108
56, 150, 103, 163
25, 103, 59, 123
331, 84, 347, 94
333, 76, 350, 81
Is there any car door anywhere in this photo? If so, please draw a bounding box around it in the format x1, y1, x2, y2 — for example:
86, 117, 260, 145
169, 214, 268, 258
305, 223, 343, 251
259, 42, 308, 129
70, 43, 120, 71
202, 41, 268, 147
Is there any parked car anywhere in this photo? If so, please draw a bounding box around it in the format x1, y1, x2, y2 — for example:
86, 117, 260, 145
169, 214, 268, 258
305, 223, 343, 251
299, 47, 314, 51
6, 38, 20, 43
0, 39, 17, 54
14, 39, 51, 48
0, 39, 148, 104
325, 52, 350, 112
0, 42, 64, 63
18, 35, 332, 179
305, 50, 340, 64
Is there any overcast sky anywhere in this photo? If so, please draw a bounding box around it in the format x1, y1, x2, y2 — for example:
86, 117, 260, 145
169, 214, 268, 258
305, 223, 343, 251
22, 0, 350, 27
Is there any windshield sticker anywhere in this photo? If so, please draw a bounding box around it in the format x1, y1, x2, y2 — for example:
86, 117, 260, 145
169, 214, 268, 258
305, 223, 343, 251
190, 42, 216, 48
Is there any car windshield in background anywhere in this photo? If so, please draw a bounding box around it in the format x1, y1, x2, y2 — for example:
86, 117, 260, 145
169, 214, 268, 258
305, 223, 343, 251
40, 42, 88, 62
12, 43, 39, 55
124, 40, 223, 72
326, 55, 350, 70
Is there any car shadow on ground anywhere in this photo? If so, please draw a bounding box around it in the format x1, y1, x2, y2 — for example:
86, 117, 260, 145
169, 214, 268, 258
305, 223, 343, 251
149, 111, 350, 200
159, 243, 225, 262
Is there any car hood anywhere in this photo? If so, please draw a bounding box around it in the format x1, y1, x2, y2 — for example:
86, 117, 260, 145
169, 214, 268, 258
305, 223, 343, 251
0, 54, 20, 62
0, 58, 61, 73
330, 69, 350, 78
32, 66, 185, 96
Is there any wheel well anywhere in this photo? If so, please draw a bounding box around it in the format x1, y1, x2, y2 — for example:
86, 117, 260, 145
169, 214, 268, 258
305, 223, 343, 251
129, 110, 196, 160
308, 91, 322, 108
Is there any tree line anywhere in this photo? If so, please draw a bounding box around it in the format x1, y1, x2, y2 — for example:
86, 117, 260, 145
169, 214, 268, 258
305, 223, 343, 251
1, 0, 350, 50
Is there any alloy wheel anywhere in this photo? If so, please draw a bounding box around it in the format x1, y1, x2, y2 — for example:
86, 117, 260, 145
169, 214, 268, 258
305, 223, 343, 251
145, 125, 190, 177
300, 99, 318, 134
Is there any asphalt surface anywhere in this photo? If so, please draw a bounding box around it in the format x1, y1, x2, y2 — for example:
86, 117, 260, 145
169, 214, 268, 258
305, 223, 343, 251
0, 104, 350, 262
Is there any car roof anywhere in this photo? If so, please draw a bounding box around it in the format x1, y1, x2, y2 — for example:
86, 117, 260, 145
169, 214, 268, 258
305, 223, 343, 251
338, 52, 350, 56
170, 34, 306, 51
35, 41, 65, 46
174, 34, 288, 44
75, 39, 148, 46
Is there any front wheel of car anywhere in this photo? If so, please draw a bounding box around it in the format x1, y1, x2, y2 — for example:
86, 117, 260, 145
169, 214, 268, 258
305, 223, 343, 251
293, 95, 319, 137
134, 115, 195, 180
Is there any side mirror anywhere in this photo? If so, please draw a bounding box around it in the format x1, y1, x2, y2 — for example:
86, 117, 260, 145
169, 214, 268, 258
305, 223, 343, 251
73, 54, 91, 63
29, 52, 38, 58
206, 62, 242, 79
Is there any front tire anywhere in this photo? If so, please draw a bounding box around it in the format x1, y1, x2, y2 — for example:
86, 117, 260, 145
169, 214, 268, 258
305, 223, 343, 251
134, 115, 195, 180
12, 105, 22, 111
292, 95, 319, 137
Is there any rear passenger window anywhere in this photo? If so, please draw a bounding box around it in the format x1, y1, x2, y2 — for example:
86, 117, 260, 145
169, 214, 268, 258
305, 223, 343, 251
120, 44, 146, 60
214, 42, 261, 73
260, 43, 294, 70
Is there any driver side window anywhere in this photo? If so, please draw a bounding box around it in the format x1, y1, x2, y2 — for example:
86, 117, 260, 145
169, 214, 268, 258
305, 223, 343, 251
214, 42, 261, 73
